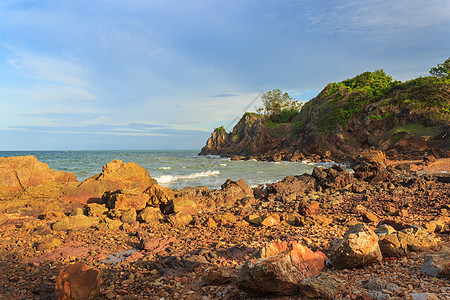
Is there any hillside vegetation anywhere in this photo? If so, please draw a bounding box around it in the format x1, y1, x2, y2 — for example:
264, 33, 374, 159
201, 60, 450, 161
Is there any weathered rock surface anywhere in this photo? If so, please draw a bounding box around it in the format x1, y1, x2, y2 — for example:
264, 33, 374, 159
298, 273, 346, 299
378, 225, 439, 257
55, 263, 102, 300
236, 241, 326, 296
331, 223, 382, 269
421, 248, 450, 278
0, 155, 77, 200
52, 215, 98, 231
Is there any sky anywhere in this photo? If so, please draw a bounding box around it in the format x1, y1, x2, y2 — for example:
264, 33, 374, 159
0, 0, 449, 150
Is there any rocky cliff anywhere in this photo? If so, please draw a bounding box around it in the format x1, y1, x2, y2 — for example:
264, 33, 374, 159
200, 71, 450, 161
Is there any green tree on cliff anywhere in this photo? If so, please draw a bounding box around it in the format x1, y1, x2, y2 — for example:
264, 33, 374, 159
430, 57, 450, 79
257, 89, 302, 123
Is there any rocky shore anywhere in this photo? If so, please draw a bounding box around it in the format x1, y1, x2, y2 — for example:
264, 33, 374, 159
0, 152, 449, 299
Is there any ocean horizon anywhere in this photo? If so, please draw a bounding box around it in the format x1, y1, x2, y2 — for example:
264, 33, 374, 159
0, 150, 334, 190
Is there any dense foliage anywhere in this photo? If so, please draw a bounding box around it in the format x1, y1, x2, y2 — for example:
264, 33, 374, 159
317, 70, 398, 133
430, 57, 450, 79
258, 89, 302, 123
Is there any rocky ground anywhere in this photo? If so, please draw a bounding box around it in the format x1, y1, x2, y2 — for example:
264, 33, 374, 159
0, 152, 449, 299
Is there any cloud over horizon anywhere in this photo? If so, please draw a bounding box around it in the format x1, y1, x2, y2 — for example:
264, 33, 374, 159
0, 0, 449, 150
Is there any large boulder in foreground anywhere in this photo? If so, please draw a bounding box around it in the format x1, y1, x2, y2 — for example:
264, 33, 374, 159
0, 155, 77, 200
236, 241, 326, 296
55, 263, 102, 300
331, 223, 382, 269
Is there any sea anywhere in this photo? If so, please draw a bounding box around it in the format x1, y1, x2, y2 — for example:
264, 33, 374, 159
0, 150, 336, 190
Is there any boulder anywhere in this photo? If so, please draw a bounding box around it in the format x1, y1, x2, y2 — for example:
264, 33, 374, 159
299, 273, 346, 299
55, 263, 102, 300
213, 212, 237, 226
171, 197, 197, 215
121, 208, 137, 224
421, 248, 450, 278
331, 223, 382, 269
65, 159, 156, 204
299, 201, 320, 216
221, 178, 254, 201
52, 215, 98, 231
145, 184, 174, 206
86, 203, 108, 219
378, 225, 439, 257
137, 207, 163, 223
103, 189, 148, 211
0, 155, 77, 200
406, 293, 440, 300
266, 175, 316, 199
203, 267, 233, 286
167, 212, 193, 227
36, 237, 62, 251
236, 241, 326, 296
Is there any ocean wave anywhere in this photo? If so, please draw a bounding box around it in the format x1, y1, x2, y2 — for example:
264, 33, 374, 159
155, 170, 221, 184
159, 166, 171, 170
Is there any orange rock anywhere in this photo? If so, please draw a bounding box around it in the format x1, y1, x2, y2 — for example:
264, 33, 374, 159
0, 155, 77, 200
237, 241, 326, 296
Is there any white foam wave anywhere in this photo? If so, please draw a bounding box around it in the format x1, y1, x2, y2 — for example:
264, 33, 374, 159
155, 170, 220, 184
159, 166, 171, 170
220, 163, 227, 167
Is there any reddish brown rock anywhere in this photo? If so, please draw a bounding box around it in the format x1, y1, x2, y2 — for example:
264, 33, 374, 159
145, 184, 174, 206
236, 241, 326, 296
299, 200, 320, 216
221, 178, 254, 201
55, 263, 102, 300
331, 223, 382, 269
137, 206, 163, 223
0, 155, 77, 200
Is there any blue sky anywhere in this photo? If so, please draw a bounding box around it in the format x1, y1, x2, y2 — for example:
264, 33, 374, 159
1, 0, 449, 150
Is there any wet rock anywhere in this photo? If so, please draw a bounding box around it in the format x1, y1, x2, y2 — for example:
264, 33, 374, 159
421, 248, 450, 278
299, 273, 346, 299
236, 241, 326, 296
55, 263, 102, 300
121, 208, 137, 224
103, 189, 148, 211
137, 206, 162, 223
52, 215, 98, 231
331, 223, 382, 269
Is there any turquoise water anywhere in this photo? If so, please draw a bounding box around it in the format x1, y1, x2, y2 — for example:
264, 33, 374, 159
0, 150, 332, 190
